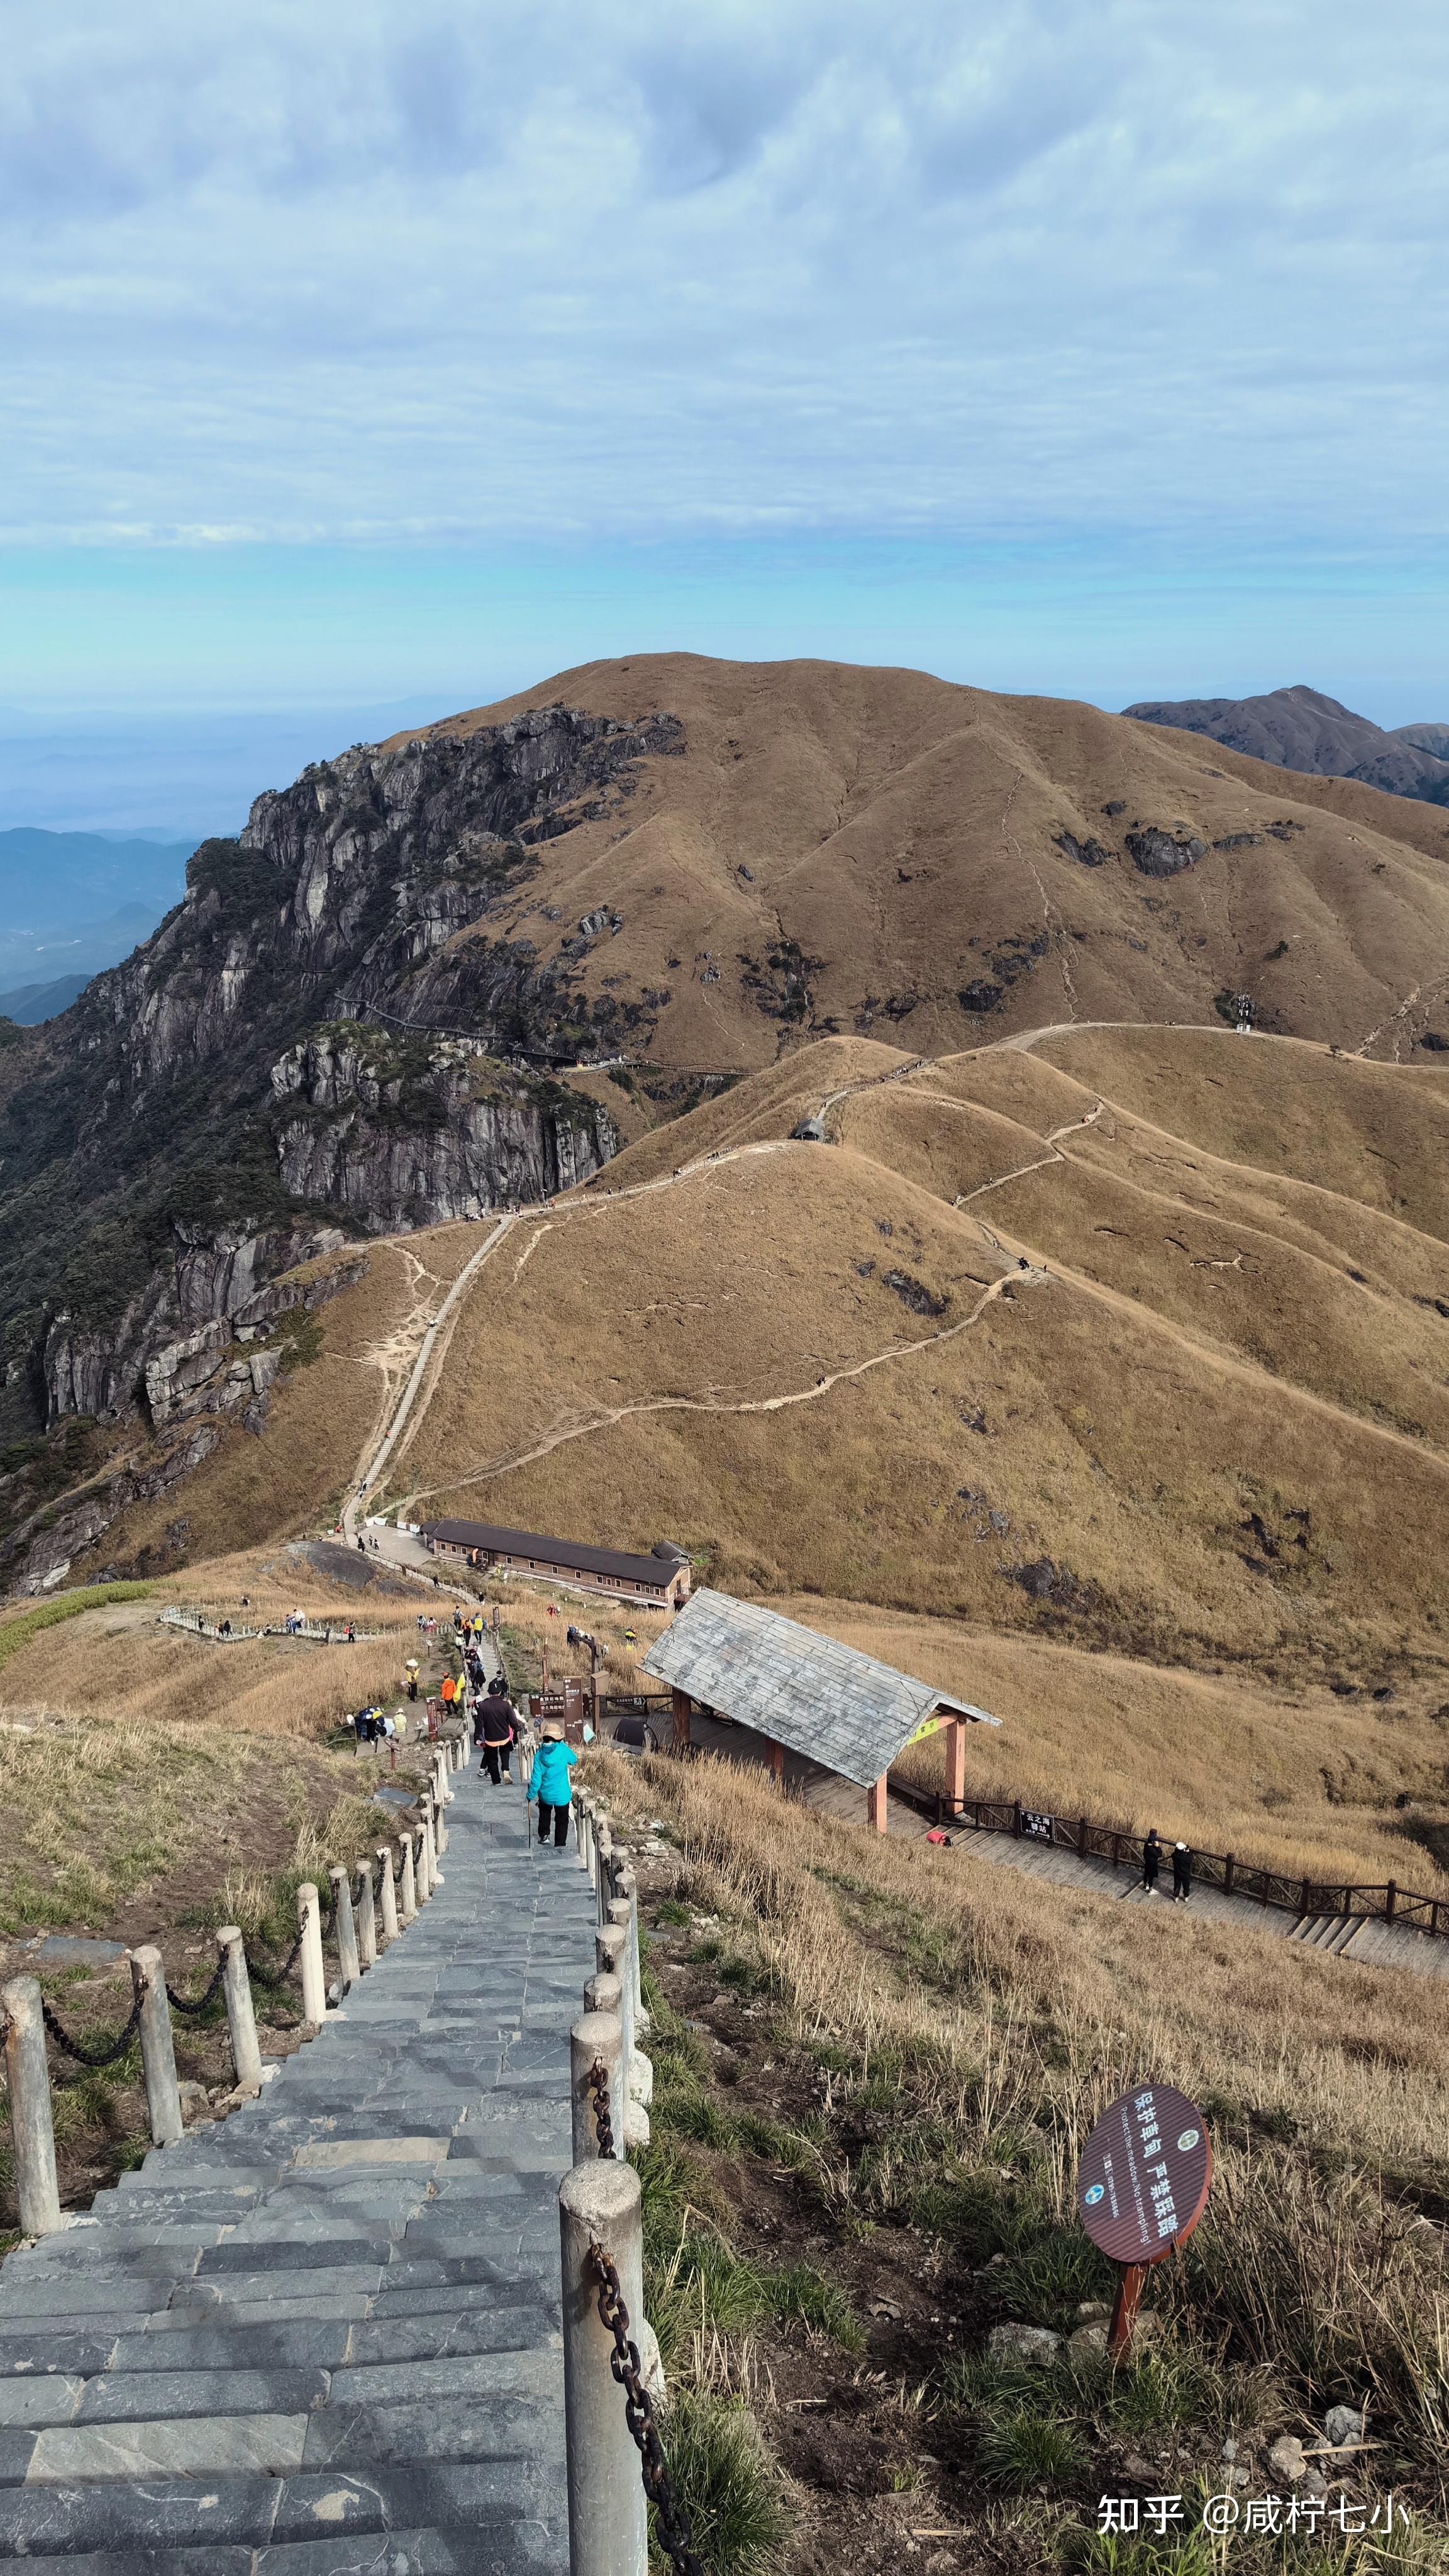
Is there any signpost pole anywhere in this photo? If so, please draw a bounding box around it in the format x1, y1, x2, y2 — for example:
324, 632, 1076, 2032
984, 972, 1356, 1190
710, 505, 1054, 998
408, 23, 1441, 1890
1108, 2261, 1148, 2360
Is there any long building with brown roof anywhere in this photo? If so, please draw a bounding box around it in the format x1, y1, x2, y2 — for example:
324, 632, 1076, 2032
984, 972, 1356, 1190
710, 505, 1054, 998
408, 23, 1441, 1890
421, 1517, 692, 1607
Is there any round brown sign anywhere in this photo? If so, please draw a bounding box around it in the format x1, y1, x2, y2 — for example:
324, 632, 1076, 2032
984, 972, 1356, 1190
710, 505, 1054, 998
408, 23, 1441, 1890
1077, 2082, 1211, 2266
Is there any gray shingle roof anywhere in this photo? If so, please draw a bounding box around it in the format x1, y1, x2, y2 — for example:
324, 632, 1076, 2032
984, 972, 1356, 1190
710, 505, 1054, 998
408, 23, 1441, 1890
422, 1519, 681, 1589
640, 1589, 999, 1786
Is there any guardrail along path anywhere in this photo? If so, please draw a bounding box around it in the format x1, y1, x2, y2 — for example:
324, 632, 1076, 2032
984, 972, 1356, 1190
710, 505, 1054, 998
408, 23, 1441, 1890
0, 1765, 596, 2571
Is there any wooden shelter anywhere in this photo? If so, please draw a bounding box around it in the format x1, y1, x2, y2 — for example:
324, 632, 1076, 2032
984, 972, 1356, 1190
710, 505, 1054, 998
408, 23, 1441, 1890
640, 1587, 999, 1830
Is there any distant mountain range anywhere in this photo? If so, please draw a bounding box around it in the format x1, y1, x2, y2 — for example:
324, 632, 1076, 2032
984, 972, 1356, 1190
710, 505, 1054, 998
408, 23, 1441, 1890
1123, 685, 1449, 806
0, 831, 194, 1013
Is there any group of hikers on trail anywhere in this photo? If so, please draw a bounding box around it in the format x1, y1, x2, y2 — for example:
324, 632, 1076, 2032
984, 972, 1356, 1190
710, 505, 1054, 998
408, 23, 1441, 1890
1141, 1827, 1192, 1902
469, 1677, 579, 1846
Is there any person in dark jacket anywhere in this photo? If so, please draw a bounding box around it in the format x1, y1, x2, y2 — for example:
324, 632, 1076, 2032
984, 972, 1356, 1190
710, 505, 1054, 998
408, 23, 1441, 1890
477, 1684, 520, 1785
1141, 1827, 1162, 1894
1172, 1840, 1192, 1903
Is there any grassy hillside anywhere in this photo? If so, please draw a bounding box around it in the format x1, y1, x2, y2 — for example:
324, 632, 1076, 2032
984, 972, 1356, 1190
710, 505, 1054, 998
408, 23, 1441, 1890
587, 1743, 1449, 2570
357, 1032, 1449, 1704
387, 652, 1449, 1066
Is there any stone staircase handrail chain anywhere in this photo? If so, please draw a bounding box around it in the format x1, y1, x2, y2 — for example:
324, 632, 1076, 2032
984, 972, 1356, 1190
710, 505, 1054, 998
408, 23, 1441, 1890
0, 1724, 683, 2575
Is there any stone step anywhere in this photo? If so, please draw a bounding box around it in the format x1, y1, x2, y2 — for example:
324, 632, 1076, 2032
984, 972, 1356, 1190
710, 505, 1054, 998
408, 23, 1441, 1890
0, 1770, 591, 2566
0, 2459, 559, 2556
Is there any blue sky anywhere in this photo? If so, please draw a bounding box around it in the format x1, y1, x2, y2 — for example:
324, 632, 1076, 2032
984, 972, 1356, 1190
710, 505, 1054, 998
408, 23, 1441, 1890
2, 0, 1446, 825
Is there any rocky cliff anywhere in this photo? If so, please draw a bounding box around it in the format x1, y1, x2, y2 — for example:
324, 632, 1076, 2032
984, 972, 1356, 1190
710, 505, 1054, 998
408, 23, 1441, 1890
0, 701, 659, 1459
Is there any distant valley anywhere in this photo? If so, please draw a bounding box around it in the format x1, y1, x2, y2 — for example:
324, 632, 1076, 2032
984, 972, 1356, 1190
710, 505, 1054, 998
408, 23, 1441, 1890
0, 828, 195, 1018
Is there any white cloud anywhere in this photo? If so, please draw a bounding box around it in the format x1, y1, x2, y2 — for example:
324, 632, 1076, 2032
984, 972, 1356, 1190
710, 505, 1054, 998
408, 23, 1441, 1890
1, 0, 1445, 545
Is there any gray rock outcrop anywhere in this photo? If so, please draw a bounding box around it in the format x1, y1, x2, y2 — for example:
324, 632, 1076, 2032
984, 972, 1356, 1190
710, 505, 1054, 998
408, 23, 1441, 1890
987, 2322, 1063, 2367
1, 697, 674, 1440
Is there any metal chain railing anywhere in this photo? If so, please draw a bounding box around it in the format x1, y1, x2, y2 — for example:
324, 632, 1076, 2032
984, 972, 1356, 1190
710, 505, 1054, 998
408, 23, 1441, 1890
586, 2056, 616, 2160
165, 1958, 228, 2019
587, 2240, 704, 2576
242, 1924, 305, 1990
40, 1991, 142, 2068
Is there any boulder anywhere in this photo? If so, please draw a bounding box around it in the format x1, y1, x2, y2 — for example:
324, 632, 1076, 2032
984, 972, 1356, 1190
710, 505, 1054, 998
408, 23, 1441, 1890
1267, 2434, 1307, 2485
1323, 2405, 1363, 2450
987, 2322, 1062, 2368
1068, 2322, 1109, 2364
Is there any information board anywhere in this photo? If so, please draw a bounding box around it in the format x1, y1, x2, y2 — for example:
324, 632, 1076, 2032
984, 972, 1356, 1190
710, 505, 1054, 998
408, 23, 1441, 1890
1077, 2082, 1211, 2266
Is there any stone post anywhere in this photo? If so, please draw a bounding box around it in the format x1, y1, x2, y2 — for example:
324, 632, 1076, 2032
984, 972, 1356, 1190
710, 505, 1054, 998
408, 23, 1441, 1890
577, 1794, 596, 1885
596, 1830, 613, 1926
570, 2007, 625, 2167
421, 1809, 438, 1896
216, 1927, 263, 2092
131, 1946, 183, 2148
399, 1836, 418, 1923
1, 1977, 61, 2236
328, 1866, 361, 1994
616, 1868, 646, 2032
558, 2158, 648, 2576
376, 1843, 399, 1942
355, 1860, 377, 1971
595, 1924, 627, 1989
608, 1892, 651, 2145
297, 1882, 327, 2025
586, 1970, 623, 2019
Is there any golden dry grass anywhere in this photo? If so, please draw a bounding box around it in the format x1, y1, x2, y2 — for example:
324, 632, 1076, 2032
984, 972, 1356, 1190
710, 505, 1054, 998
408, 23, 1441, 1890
386, 652, 1449, 1066
594, 1745, 1449, 2531
774, 1593, 1449, 1892
594, 1740, 1449, 2191
0, 1714, 386, 1939
379, 1105, 1449, 1706
0, 1560, 423, 1743
86, 1231, 477, 1579
52, 1022, 1449, 1908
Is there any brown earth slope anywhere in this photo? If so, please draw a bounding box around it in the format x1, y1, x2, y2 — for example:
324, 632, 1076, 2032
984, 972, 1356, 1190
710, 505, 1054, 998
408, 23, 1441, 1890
46, 1022, 1449, 1892
387, 653, 1449, 1065
338, 1028, 1449, 1697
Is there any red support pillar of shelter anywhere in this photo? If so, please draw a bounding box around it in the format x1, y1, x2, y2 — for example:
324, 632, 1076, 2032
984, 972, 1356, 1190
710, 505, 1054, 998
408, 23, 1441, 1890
767, 1742, 785, 1786
947, 1718, 967, 1817
867, 1772, 889, 1834
671, 1688, 691, 1751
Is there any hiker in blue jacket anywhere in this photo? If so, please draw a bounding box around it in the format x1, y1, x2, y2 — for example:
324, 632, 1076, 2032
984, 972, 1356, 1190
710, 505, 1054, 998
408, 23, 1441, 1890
528, 1720, 579, 1848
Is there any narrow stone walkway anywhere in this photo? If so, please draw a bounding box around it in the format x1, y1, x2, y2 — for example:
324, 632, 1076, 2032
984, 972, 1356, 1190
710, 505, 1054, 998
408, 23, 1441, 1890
940, 1816, 1449, 1982
711, 1729, 1449, 1987
0, 1762, 596, 2570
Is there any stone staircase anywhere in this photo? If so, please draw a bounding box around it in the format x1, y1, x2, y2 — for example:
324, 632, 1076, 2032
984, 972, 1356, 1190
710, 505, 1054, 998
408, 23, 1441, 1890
1287, 1913, 1367, 1957
0, 1765, 597, 2571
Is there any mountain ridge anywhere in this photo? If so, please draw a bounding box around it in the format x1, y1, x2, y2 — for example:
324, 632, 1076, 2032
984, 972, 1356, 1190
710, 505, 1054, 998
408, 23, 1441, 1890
1123, 682, 1449, 806
6, 652, 1449, 1592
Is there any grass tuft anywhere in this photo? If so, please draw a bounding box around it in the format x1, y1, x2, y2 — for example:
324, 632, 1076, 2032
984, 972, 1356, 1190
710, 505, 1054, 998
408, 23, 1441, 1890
652, 2388, 787, 2576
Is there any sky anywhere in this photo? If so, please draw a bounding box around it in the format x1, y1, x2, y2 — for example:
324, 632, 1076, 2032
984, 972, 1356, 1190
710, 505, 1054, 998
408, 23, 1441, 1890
2, 0, 1446, 827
